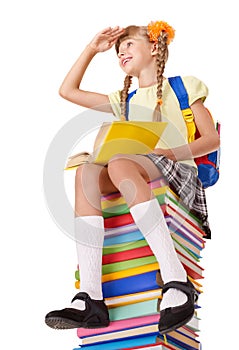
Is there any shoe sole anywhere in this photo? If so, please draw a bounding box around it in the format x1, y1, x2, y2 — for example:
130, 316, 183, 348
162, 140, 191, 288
45, 316, 110, 330
159, 311, 194, 335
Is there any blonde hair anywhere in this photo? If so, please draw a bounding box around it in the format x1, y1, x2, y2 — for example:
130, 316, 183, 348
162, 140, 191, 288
115, 25, 169, 121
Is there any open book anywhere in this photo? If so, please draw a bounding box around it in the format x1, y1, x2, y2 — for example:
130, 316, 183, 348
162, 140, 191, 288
65, 121, 167, 169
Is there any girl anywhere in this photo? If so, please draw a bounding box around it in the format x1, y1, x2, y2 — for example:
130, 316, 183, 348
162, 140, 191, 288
45, 22, 220, 334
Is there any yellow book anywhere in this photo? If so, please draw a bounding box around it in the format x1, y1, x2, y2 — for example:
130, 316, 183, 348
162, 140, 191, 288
65, 121, 167, 169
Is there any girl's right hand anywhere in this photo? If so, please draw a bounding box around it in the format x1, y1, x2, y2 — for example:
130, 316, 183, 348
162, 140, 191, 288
88, 26, 124, 53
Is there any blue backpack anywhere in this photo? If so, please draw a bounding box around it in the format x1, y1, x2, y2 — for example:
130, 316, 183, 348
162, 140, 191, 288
168, 76, 220, 189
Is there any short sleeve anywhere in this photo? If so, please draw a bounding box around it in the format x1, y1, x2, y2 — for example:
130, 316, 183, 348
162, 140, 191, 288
108, 90, 121, 119
182, 76, 209, 106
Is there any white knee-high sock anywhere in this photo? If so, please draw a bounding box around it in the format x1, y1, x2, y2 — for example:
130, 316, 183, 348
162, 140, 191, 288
130, 198, 187, 310
71, 215, 104, 310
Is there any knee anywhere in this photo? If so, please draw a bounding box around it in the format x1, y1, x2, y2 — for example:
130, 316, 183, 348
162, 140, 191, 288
75, 163, 101, 188
108, 153, 128, 173
75, 163, 90, 180
108, 154, 133, 183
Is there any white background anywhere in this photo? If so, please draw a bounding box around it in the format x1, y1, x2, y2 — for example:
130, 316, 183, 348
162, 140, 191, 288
1, 1, 238, 349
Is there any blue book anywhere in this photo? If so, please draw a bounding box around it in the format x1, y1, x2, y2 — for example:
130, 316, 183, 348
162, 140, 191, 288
104, 229, 144, 246
102, 270, 160, 298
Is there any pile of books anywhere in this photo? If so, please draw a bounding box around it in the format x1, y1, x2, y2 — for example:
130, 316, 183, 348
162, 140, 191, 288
74, 177, 206, 349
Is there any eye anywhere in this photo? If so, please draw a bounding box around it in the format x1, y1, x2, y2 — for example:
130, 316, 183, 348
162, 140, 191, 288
127, 41, 133, 48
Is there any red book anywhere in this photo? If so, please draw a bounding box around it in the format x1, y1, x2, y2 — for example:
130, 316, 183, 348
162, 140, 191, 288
102, 245, 154, 265
103, 205, 165, 229
104, 212, 134, 229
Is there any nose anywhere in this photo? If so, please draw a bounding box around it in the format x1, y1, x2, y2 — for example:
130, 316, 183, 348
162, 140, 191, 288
117, 51, 125, 58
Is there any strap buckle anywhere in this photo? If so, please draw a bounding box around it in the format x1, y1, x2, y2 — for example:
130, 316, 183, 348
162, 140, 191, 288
182, 108, 196, 142
182, 108, 194, 122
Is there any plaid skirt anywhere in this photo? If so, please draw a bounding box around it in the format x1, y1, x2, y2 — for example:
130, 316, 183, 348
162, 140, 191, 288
144, 154, 211, 239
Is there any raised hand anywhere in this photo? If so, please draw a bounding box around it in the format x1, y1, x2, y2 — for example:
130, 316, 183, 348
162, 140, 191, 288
89, 26, 125, 53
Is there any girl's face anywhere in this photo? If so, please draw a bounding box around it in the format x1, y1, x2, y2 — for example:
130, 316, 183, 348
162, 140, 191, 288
117, 36, 156, 77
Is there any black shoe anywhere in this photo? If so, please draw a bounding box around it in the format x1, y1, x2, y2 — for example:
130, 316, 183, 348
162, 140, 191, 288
159, 279, 198, 334
45, 292, 110, 330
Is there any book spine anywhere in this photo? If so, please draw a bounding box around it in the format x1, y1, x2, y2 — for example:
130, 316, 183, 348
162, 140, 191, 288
77, 314, 160, 337
102, 270, 160, 298
102, 245, 153, 264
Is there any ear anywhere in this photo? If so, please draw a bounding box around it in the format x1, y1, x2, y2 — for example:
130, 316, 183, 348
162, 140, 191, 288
151, 42, 158, 56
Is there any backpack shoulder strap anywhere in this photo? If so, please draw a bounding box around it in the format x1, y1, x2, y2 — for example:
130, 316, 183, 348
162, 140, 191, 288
168, 76, 196, 143
168, 76, 189, 109
125, 89, 137, 120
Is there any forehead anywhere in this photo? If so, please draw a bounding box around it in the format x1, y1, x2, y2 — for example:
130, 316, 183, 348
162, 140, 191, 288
115, 26, 149, 53
118, 36, 146, 49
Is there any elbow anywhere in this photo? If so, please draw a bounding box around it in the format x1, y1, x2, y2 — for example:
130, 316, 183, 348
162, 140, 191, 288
58, 85, 69, 100
211, 132, 220, 151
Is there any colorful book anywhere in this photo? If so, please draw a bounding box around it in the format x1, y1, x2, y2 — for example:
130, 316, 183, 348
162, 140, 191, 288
73, 334, 160, 350
101, 186, 169, 215
109, 292, 158, 321
103, 237, 201, 265
102, 245, 154, 264
103, 239, 148, 255
165, 329, 200, 349
104, 289, 162, 308
157, 331, 200, 350
76, 256, 157, 280
76, 248, 204, 282
78, 323, 159, 346
75, 270, 159, 297
102, 185, 205, 237
104, 212, 134, 229
74, 320, 200, 349
104, 228, 144, 246
75, 267, 202, 297
103, 217, 204, 255
108, 299, 196, 323
77, 314, 160, 338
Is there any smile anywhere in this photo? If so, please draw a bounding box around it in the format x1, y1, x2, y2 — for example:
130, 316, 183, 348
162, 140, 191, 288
122, 57, 132, 66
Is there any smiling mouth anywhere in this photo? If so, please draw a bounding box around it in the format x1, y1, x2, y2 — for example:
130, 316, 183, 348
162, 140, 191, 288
122, 57, 132, 66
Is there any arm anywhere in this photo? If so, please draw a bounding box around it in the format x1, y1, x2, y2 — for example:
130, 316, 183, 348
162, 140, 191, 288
59, 26, 124, 113
154, 99, 220, 161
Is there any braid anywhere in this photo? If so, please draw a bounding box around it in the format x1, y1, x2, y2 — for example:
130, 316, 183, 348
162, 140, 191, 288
153, 31, 168, 121
120, 75, 132, 120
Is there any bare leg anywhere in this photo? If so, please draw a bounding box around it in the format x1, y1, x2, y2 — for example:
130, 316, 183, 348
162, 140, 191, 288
75, 163, 118, 216
107, 153, 162, 207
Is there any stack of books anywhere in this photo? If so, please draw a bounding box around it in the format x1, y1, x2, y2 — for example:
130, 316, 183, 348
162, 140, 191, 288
74, 177, 206, 349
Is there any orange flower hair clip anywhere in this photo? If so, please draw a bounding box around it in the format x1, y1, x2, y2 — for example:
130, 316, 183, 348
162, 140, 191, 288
147, 21, 175, 44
